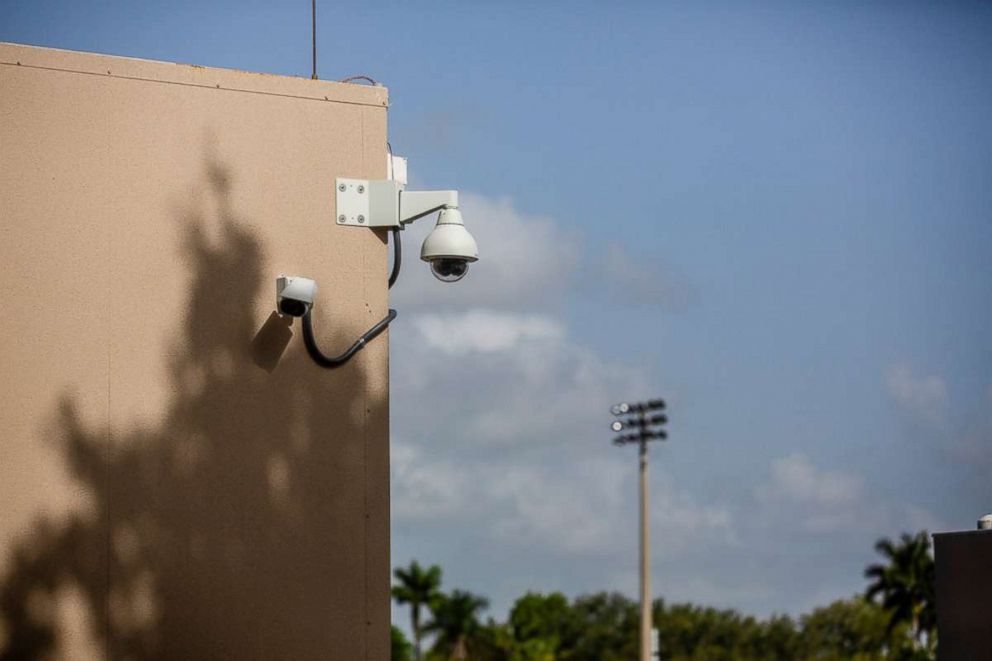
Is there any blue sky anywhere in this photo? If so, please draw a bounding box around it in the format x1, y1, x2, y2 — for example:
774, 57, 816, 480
4, 0, 990, 626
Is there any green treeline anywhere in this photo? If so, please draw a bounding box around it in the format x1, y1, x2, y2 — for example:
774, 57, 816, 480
391, 531, 936, 660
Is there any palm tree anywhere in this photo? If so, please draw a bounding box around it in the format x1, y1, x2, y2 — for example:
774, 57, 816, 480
392, 561, 443, 661
864, 531, 936, 651
425, 589, 489, 661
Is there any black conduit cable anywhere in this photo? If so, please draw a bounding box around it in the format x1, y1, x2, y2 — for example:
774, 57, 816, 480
302, 308, 397, 368
388, 227, 402, 289
301, 228, 402, 368
339, 75, 379, 85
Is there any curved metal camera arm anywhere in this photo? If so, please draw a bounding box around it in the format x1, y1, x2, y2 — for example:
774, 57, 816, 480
398, 188, 459, 226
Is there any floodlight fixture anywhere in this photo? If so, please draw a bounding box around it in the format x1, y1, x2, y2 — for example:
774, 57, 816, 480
612, 402, 631, 415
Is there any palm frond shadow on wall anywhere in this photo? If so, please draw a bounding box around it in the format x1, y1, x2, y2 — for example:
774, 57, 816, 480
0, 157, 380, 660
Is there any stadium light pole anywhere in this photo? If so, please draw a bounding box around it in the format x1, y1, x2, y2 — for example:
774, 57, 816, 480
611, 399, 668, 661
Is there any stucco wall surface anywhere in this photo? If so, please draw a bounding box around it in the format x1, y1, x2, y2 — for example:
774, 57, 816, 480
0, 42, 390, 659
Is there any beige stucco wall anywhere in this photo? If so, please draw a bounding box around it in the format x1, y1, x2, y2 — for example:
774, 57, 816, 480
0, 42, 390, 659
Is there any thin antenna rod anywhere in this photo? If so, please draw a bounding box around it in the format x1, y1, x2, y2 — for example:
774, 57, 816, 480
311, 0, 318, 80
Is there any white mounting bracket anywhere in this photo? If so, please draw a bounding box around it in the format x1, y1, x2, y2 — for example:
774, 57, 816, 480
335, 178, 402, 227
335, 177, 458, 228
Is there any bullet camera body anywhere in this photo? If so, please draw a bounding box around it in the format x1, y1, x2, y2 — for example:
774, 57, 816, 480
276, 276, 317, 317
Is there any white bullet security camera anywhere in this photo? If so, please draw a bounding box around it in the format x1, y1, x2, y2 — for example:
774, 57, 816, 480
275, 276, 317, 317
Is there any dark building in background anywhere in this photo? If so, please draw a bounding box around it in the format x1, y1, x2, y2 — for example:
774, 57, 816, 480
933, 528, 992, 660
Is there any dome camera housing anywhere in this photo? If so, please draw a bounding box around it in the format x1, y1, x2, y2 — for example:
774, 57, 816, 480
420, 208, 478, 283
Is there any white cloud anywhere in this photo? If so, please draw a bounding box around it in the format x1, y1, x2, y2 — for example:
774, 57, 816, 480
486, 461, 625, 554
755, 453, 868, 533
650, 478, 735, 554
393, 309, 652, 447
391, 440, 470, 521
413, 310, 563, 355
886, 363, 947, 425
490, 460, 732, 556
760, 453, 862, 509
391, 441, 731, 558
753, 453, 944, 537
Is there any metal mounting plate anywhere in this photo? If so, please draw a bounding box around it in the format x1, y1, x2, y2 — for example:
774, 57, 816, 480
335, 178, 370, 226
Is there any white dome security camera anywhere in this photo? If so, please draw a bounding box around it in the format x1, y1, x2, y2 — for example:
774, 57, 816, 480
420, 207, 478, 283
276, 276, 317, 317
334, 177, 479, 283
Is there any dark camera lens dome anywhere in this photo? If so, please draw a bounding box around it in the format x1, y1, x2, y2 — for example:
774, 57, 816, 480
430, 258, 469, 283
279, 299, 309, 317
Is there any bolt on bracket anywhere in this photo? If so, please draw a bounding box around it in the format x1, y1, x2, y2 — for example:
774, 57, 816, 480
334, 177, 401, 227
